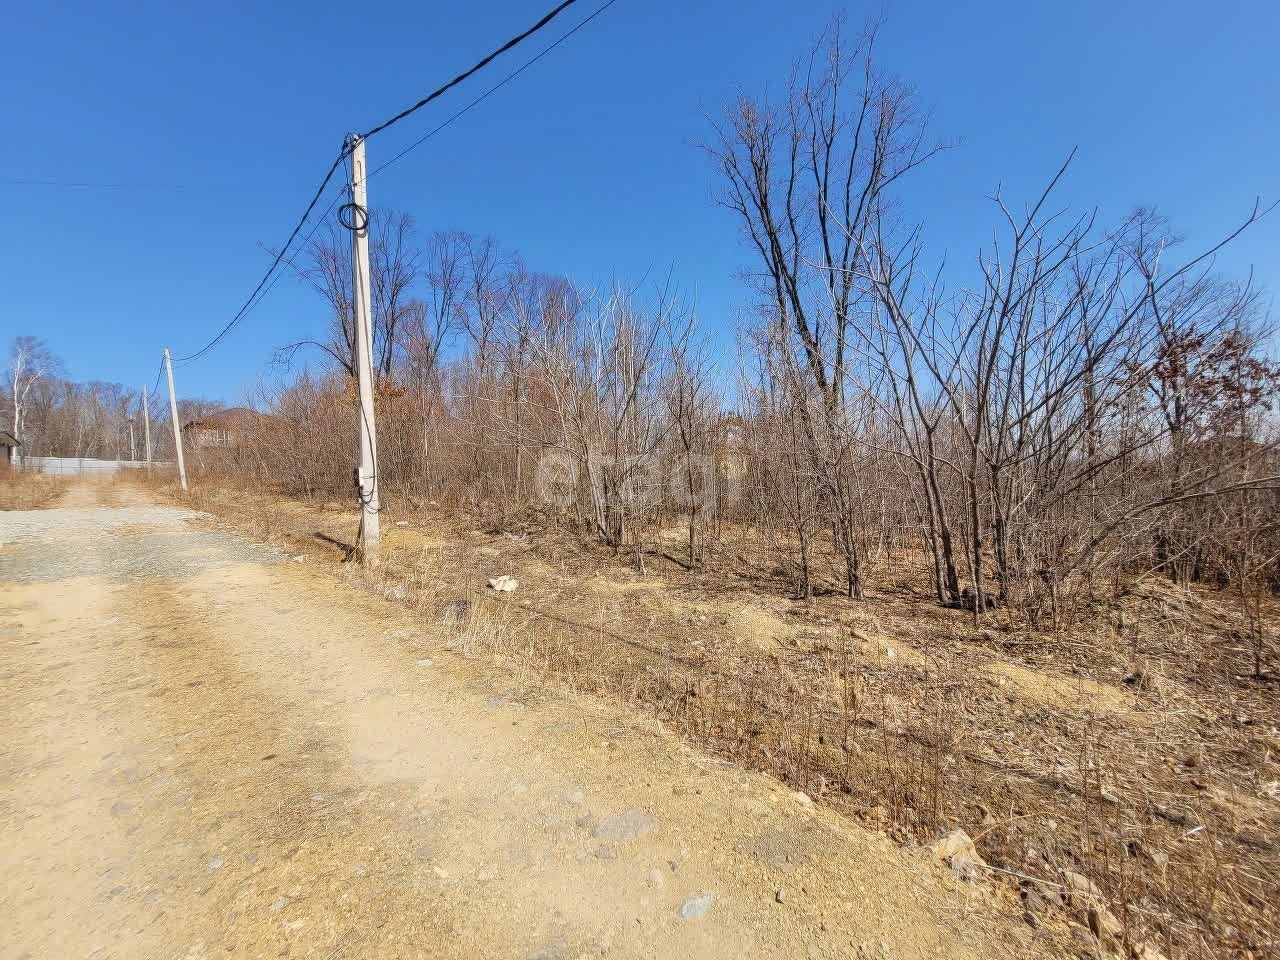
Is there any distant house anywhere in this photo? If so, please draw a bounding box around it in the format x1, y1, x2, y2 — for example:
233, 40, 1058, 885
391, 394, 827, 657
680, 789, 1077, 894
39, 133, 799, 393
181, 407, 269, 450
1, 430, 19, 466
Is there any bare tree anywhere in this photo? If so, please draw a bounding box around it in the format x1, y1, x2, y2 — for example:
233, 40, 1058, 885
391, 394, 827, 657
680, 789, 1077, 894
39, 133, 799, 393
280, 208, 423, 379
7, 336, 60, 449
665, 326, 717, 566
710, 16, 947, 416
534, 284, 686, 556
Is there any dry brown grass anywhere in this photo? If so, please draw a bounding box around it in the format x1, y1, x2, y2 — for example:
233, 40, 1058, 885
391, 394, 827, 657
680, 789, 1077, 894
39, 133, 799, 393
138, 474, 1279, 960
0, 470, 70, 510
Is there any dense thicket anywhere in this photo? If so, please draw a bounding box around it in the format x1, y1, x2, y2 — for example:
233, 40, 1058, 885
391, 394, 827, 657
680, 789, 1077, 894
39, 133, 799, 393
9, 21, 1278, 644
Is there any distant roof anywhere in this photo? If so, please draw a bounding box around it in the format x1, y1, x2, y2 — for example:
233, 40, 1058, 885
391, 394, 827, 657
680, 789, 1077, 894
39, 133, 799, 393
182, 407, 270, 431
0, 430, 19, 447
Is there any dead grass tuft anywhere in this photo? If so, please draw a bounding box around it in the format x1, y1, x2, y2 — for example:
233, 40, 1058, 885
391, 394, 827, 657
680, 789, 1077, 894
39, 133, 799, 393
0, 471, 71, 510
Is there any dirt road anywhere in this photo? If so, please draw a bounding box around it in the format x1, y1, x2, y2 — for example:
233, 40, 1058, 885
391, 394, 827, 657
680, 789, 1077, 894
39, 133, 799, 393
0, 482, 1050, 959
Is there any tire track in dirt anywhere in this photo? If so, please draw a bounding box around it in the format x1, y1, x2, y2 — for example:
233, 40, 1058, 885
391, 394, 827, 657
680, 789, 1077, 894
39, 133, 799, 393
113, 568, 464, 959
0, 573, 175, 960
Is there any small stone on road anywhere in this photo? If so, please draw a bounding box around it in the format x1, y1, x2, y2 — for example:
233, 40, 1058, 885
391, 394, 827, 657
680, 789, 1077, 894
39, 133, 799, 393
678, 893, 715, 921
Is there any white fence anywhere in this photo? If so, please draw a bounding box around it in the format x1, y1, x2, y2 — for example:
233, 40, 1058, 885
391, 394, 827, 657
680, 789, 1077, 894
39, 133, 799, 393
21, 457, 171, 476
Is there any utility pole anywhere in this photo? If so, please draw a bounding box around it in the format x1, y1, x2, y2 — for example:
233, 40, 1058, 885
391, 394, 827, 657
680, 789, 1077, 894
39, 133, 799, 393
128, 417, 136, 462
141, 385, 153, 471
163, 349, 188, 492
348, 134, 380, 564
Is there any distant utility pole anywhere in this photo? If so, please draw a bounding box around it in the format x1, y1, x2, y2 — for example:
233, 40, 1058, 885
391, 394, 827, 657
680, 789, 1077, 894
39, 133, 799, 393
163, 348, 188, 492
348, 134, 380, 564
141, 385, 153, 471
128, 417, 136, 462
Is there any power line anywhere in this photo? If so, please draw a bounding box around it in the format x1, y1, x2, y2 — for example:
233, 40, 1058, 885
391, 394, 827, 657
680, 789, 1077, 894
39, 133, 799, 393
148, 356, 165, 409
367, 0, 619, 182
199, 186, 348, 358
172, 145, 351, 365
359, 0, 580, 142
4, 177, 305, 191
172, 0, 590, 367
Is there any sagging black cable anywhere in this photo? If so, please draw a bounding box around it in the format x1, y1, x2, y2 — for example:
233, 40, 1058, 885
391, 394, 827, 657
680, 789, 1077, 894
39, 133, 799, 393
173, 146, 350, 365
171, 0, 593, 367
365, 0, 618, 183
358, 0, 579, 143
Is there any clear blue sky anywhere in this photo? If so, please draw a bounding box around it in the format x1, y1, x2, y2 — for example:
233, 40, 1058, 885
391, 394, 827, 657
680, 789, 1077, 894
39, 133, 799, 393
3, 0, 1277, 402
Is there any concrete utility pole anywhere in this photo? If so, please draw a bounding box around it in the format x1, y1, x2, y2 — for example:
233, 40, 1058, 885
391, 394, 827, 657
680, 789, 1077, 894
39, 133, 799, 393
348, 134, 380, 564
128, 417, 136, 461
163, 349, 188, 492
141, 385, 153, 471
